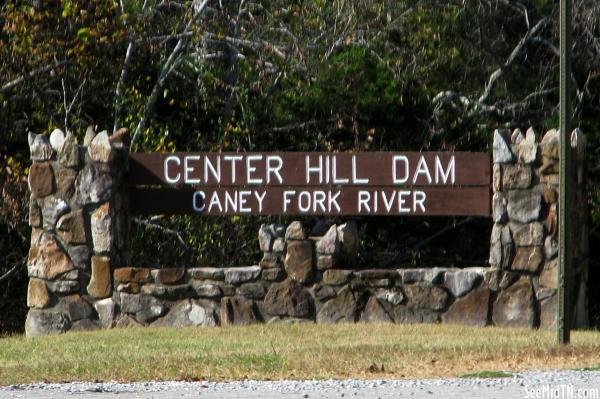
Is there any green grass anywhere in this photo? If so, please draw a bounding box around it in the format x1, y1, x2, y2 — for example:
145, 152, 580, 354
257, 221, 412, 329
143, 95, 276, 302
461, 371, 513, 378
1, 323, 600, 385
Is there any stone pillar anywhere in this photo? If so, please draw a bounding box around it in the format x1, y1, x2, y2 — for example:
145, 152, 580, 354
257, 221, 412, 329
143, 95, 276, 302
489, 127, 588, 329
25, 128, 129, 336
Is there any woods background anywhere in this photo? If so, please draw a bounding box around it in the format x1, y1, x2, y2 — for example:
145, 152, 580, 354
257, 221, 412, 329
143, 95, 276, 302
1, 0, 600, 332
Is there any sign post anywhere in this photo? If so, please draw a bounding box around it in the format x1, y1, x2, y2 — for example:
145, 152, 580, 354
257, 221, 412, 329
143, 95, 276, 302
558, 0, 572, 345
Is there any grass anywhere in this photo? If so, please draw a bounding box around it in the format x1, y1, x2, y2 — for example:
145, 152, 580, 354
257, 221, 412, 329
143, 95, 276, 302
1, 323, 600, 385
461, 371, 513, 378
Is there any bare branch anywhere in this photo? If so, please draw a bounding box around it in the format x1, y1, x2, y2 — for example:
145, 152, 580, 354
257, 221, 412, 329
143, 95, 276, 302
0, 61, 67, 94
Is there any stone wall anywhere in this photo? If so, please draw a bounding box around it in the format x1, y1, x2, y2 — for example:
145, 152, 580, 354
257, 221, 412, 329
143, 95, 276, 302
24, 127, 588, 335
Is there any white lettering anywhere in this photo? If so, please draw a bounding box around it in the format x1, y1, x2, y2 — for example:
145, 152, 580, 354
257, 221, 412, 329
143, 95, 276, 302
224, 155, 243, 183
283, 190, 295, 212
192, 191, 205, 212
238, 190, 251, 213
435, 155, 455, 184
306, 155, 323, 183
392, 155, 409, 184
266, 156, 283, 184
254, 191, 266, 212
204, 156, 221, 184
164, 155, 181, 184
208, 191, 223, 212
329, 190, 341, 212
358, 191, 371, 213
352, 156, 369, 184
414, 190, 426, 213
314, 191, 327, 212
184, 155, 201, 184
398, 190, 411, 213
332, 156, 349, 184
413, 156, 432, 184
246, 155, 263, 184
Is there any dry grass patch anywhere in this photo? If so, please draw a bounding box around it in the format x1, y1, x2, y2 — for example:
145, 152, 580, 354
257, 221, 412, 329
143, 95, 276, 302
1, 323, 600, 385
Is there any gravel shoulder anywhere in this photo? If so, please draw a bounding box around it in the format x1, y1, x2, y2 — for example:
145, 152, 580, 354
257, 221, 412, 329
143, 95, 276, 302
1, 370, 599, 399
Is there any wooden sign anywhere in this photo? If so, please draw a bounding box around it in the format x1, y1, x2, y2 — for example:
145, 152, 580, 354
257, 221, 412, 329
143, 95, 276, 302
129, 152, 491, 216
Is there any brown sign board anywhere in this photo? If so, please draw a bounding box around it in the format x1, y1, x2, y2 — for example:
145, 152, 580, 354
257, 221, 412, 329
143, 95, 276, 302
129, 152, 491, 216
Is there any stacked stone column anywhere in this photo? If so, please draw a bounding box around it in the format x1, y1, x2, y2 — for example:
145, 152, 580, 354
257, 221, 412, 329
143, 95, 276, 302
489, 127, 588, 329
26, 128, 129, 336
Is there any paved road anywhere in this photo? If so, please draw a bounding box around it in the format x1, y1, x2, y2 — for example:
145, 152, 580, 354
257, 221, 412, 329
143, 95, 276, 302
1, 370, 599, 399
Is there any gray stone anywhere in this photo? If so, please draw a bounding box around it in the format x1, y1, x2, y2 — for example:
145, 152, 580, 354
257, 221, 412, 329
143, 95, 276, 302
272, 238, 285, 253
215, 282, 236, 296
59, 131, 80, 168
285, 221, 306, 240
489, 224, 502, 268
374, 288, 404, 306
316, 255, 336, 270
153, 299, 217, 328
259, 252, 280, 269
511, 246, 544, 273
66, 245, 90, 270
56, 209, 87, 245
511, 128, 524, 144
493, 163, 502, 192
507, 190, 542, 224
518, 142, 538, 165
512, 222, 544, 247
390, 306, 439, 324
311, 284, 337, 302
193, 281, 222, 298
442, 288, 490, 326
360, 297, 393, 323
94, 298, 116, 328
88, 130, 113, 162
403, 284, 449, 311
322, 269, 352, 286
263, 279, 312, 318
492, 193, 507, 223
267, 317, 314, 324
236, 282, 266, 300
261, 268, 285, 281
541, 128, 559, 144
502, 164, 532, 189
60, 294, 93, 321
114, 315, 143, 328
316, 225, 339, 254
316, 286, 364, 323
25, 309, 70, 337
71, 319, 100, 332
28, 162, 55, 198
29, 196, 42, 227
46, 279, 79, 294
259, 224, 275, 252
28, 132, 54, 161
140, 283, 193, 299
75, 164, 112, 205
492, 277, 535, 328
443, 270, 482, 297
116, 283, 140, 294
368, 278, 392, 288
544, 236, 558, 259
119, 293, 166, 323
493, 129, 513, 163
83, 125, 96, 146
49, 129, 65, 152
337, 221, 359, 256
188, 267, 225, 281
224, 266, 261, 285
539, 258, 558, 289
91, 203, 112, 253
284, 240, 314, 284
220, 297, 260, 325
41, 196, 69, 230
539, 295, 557, 330
399, 268, 444, 285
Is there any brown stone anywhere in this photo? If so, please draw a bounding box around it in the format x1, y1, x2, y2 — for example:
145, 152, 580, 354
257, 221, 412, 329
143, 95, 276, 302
114, 314, 143, 328
27, 278, 50, 309
110, 127, 130, 146
261, 268, 286, 281
91, 203, 112, 253
153, 267, 185, 284
58, 130, 80, 168
55, 167, 78, 198
511, 246, 544, 273
28, 162, 55, 198
259, 252, 280, 269
87, 255, 112, 298
220, 297, 260, 326
360, 296, 393, 323
263, 279, 312, 318
114, 267, 151, 284
442, 289, 490, 326
390, 306, 439, 324
403, 284, 449, 311
492, 277, 535, 328
512, 223, 544, 247
56, 210, 87, 244
544, 188, 557, 204
237, 282, 266, 300
116, 282, 141, 294
322, 269, 352, 286
27, 233, 76, 280
284, 240, 314, 284
316, 255, 336, 270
